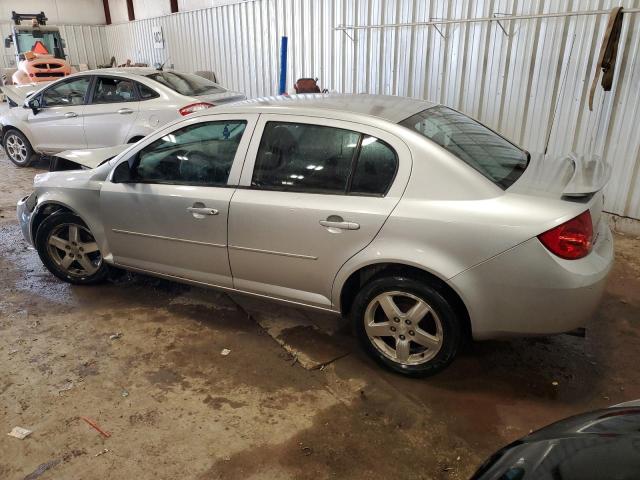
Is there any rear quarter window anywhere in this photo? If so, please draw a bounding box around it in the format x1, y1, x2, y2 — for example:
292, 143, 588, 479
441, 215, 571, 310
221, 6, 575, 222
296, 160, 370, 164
137, 83, 159, 100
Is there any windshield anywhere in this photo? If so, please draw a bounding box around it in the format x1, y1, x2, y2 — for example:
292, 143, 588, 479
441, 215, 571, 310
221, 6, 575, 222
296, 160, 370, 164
16, 30, 65, 59
146, 72, 226, 96
400, 106, 528, 189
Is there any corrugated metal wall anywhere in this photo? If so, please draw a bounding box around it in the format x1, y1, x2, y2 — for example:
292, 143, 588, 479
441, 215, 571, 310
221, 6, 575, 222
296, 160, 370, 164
0, 23, 109, 69
101, 0, 640, 220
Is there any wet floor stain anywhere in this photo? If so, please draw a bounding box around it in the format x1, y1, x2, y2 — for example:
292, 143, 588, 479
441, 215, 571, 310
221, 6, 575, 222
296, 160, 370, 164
203, 395, 246, 410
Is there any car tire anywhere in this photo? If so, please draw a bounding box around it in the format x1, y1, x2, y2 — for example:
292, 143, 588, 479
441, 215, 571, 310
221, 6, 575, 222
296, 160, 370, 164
3, 129, 35, 167
351, 275, 461, 377
35, 212, 109, 285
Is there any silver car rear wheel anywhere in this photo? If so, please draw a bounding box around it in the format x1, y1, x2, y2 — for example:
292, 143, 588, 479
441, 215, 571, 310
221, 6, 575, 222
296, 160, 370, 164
364, 291, 444, 366
46, 223, 103, 279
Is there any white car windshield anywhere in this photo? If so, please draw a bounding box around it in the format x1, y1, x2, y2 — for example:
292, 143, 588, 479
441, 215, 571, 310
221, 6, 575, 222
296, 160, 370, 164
400, 106, 529, 189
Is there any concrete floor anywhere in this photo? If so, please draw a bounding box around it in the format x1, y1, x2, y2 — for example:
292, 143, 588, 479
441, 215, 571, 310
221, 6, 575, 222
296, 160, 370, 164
1, 154, 639, 480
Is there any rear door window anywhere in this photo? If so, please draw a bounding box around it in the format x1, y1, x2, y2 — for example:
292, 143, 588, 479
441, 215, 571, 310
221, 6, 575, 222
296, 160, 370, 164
349, 137, 397, 195
251, 122, 398, 196
251, 122, 359, 194
91, 77, 137, 104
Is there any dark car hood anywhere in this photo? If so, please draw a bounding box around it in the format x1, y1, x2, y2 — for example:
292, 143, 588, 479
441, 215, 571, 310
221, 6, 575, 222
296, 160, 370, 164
471, 405, 640, 480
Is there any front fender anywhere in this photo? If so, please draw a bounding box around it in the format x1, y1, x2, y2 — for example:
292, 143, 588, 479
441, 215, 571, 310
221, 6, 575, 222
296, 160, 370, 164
1, 116, 37, 148
33, 184, 109, 260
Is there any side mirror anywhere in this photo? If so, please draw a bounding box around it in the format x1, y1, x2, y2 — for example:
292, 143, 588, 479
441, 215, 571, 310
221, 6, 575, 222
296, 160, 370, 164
4, 36, 12, 49
112, 159, 136, 183
26, 96, 41, 115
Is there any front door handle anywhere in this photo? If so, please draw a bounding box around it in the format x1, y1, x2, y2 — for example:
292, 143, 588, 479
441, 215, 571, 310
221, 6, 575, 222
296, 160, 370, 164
64, 111, 78, 118
117, 108, 134, 115
319, 218, 360, 230
187, 206, 219, 216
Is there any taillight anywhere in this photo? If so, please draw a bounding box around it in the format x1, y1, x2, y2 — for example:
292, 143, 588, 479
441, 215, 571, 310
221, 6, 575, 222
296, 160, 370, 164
178, 102, 214, 116
538, 210, 593, 260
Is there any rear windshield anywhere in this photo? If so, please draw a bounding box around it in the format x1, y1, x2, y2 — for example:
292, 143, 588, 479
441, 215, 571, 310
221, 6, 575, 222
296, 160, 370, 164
145, 72, 226, 96
399, 106, 528, 189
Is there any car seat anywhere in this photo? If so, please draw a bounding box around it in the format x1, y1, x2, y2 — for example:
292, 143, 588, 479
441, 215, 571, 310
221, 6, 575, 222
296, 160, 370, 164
253, 126, 298, 186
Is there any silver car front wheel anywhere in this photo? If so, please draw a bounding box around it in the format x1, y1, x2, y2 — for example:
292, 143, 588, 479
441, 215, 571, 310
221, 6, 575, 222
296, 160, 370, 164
46, 223, 102, 278
35, 212, 109, 285
3, 130, 33, 167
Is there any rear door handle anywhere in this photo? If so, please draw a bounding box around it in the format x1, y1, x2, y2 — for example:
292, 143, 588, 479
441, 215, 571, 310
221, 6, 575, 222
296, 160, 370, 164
64, 112, 78, 118
117, 108, 134, 115
187, 207, 219, 216
319, 220, 360, 230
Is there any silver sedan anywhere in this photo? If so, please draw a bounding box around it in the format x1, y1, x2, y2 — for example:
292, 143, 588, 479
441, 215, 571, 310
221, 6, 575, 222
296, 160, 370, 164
16, 94, 614, 376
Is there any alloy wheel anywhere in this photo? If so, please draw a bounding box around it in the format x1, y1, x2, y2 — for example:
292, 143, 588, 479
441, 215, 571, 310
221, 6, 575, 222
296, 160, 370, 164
364, 291, 443, 366
5, 133, 28, 164
46, 223, 102, 278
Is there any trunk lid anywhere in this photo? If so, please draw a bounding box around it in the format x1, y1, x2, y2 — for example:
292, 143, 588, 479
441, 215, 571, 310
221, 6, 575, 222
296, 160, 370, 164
194, 90, 246, 105
509, 152, 610, 231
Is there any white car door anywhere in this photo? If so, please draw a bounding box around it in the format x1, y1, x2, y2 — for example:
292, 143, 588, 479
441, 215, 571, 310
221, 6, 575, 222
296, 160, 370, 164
83, 75, 141, 148
26, 76, 90, 152
99, 114, 258, 287
227, 115, 411, 309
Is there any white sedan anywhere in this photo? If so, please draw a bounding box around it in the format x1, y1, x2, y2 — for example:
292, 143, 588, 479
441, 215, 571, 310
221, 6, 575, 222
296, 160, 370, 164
0, 68, 245, 167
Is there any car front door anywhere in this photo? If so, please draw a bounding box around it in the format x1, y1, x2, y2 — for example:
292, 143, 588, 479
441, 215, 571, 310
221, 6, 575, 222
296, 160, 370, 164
227, 115, 411, 309
84, 75, 141, 148
99, 114, 257, 287
27, 76, 91, 152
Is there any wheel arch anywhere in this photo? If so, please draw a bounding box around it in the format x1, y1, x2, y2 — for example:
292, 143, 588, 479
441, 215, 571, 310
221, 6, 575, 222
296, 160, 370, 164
2, 124, 37, 149
31, 201, 80, 243
337, 262, 472, 340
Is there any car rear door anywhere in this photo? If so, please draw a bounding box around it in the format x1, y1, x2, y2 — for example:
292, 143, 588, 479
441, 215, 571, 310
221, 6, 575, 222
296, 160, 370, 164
83, 75, 141, 147
99, 113, 258, 287
227, 115, 411, 309
26, 76, 91, 152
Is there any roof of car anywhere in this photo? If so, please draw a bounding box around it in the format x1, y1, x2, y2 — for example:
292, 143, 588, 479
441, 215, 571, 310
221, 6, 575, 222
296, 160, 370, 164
82, 67, 161, 77
218, 93, 437, 124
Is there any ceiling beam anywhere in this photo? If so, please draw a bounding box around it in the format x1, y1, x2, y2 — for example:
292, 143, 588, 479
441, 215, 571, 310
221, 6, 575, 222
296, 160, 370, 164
126, 0, 135, 21
102, 0, 111, 25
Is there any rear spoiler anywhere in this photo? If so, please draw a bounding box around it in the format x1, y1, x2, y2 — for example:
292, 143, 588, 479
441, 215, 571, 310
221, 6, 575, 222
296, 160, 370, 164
563, 153, 611, 197
509, 152, 610, 199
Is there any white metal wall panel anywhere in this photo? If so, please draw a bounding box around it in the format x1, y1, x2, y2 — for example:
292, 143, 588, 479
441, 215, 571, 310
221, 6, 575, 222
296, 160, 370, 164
102, 0, 640, 219
0, 22, 109, 69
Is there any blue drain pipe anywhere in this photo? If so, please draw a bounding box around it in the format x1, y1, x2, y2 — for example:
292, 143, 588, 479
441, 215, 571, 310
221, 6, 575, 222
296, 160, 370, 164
279, 36, 288, 95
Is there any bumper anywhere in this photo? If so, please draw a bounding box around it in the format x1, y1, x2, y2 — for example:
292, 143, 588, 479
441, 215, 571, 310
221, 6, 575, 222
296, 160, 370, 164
450, 221, 614, 340
17, 194, 35, 246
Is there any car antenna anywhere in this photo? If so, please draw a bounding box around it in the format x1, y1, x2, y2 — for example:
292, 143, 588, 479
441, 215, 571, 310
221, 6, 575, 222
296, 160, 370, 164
157, 57, 170, 71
